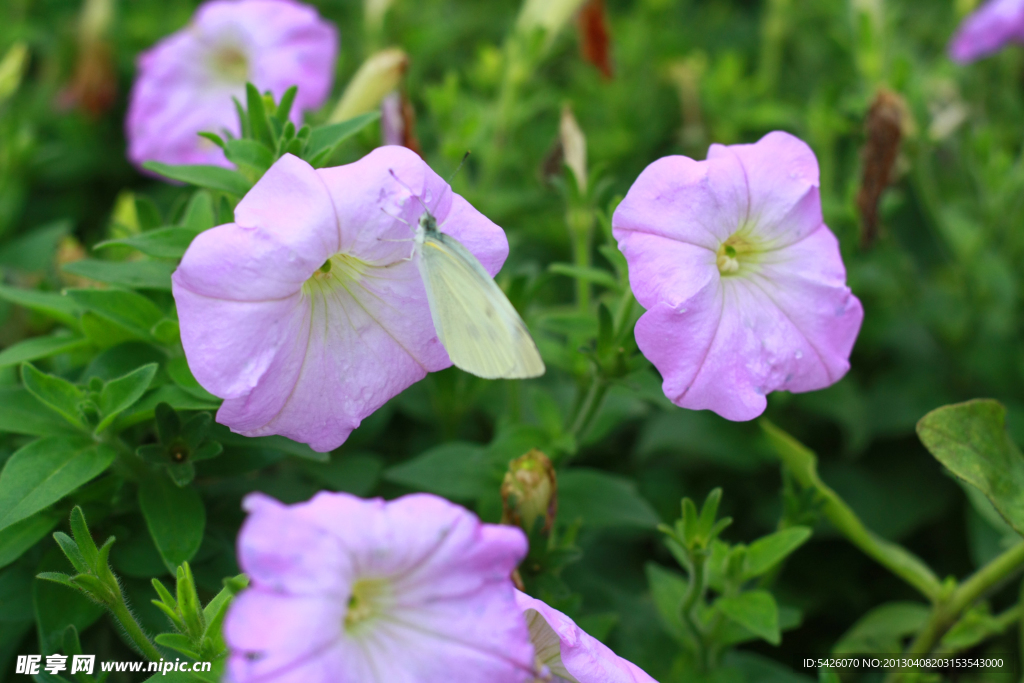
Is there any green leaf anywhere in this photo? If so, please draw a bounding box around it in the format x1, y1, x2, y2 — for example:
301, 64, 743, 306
305, 112, 381, 166
0, 221, 70, 272
138, 477, 205, 572
917, 399, 1024, 536
297, 453, 382, 496
225, 139, 275, 173
715, 590, 781, 645
66, 288, 164, 340
21, 363, 86, 429
246, 83, 275, 146
95, 363, 158, 433
182, 191, 216, 231
0, 284, 81, 329
115, 385, 220, 430
940, 605, 1005, 652
95, 227, 200, 260
273, 86, 298, 127
155, 632, 201, 659
34, 549, 104, 654
0, 511, 60, 570
559, 468, 660, 529
645, 562, 689, 645
61, 260, 175, 291
142, 162, 252, 197
833, 601, 930, 654
165, 356, 220, 403
548, 263, 621, 291
0, 333, 89, 370
0, 387, 81, 437
742, 526, 812, 580
385, 442, 500, 499
0, 437, 116, 532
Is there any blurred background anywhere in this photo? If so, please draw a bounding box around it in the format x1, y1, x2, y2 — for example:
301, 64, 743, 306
3, 0, 1024, 681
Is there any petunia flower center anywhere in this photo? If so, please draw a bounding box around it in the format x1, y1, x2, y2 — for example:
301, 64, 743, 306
716, 234, 758, 276
210, 44, 250, 82
303, 253, 369, 294
343, 578, 391, 634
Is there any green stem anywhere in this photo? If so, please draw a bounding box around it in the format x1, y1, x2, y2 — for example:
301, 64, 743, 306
109, 597, 163, 662
763, 421, 944, 601
681, 551, 709, 671
902, 542, 1024, 660
568, 373, 608, 440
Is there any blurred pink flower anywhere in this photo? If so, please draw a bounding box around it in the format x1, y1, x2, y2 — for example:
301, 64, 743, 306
949, 0, 1024, 63
516, 591, 657, 683
225, 491, 535, 683
126, 0, 337, 168
612, 131, 862, 421
171, 147, 508, 451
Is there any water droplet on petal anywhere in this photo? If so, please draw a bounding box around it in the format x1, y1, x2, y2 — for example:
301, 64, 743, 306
795, 350, 803, 360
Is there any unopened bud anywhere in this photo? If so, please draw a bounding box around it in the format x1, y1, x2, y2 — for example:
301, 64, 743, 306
501, 449, 557, 535
329, 48, 408, 123
0, 43, 29, 103
517, 0, 588, 44
559, 105, 587, 193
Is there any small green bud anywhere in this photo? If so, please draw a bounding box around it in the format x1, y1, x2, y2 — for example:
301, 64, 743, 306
501, 449, 557, 535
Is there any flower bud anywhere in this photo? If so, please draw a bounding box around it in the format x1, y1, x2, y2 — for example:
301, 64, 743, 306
517, 0, 588, 44
329, 48, 408, 123
501, 449, 557, 535
0, 43, 28, 104
559, 105, 587, 194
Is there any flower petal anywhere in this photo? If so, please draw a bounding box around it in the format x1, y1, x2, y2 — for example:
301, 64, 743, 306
515, 591, 657, 683
614, 231, 717, 309
949, 0, 1024, 63
611, 153, 747, 251
708, 131, 822, 249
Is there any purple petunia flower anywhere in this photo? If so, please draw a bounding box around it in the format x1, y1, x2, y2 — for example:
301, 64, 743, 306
126, 0, 337, 168
171, 147, 509, 451
949, 0, 1024, 63
224, 491, 536, 683
516, 591, 657, 683
612, 131, 863, 421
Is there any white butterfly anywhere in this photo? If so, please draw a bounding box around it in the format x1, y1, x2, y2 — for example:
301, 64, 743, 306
411, 202, 545, 380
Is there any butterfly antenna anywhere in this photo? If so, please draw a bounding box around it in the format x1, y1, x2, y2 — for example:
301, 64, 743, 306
446, 151, 470, 185
388, 168, 432, 216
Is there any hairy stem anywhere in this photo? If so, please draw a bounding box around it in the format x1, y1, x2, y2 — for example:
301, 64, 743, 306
109, 595, 163, 662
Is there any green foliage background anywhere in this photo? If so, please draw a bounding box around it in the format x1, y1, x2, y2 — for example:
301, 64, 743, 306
3, 0, 1024, 681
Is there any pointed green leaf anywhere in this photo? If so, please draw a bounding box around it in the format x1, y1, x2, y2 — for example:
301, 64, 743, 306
95, 227, 200, 259
21, 363, 86, 429
61, 624, 83, 657
742, 526, 812, 580
36, 571, 76, 588
166, 356, 219, 403
142, 162, 252, 197
182, 191, 216, 231
0, 334, 90, 370
0, 437, 116, 532
0, 386, 80, 437
273, 86, 298, 127
304, 112, 380, 166
0, 511, 61, 569
0, 284, 81, 329
548, 263, 621, 291
69, 507, 99, 568
246, 83, 275, 146
644, 562, 689, 645
96, 363, 158, 433
559, 469, 660, 529
66, 288, 164, 340
61, 260, 174, 291
52, 533, 88, 574
224, 139, 275, 174
833, 601, 930, 654
917, 399, 1024, 536
154, 632, 201, 659
139, 477, 205, 572
715, 590, 781, 645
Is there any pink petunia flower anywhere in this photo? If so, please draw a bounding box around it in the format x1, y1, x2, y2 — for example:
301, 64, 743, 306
516, 591, 657, 683
949, 0, 1024, 63
126, 0, 337, 168
225, 491, 536, 683
612, 131, 863, 421
171, 147, 509, 451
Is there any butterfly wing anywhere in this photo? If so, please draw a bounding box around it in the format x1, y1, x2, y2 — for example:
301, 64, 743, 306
417, 232, 545, 379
